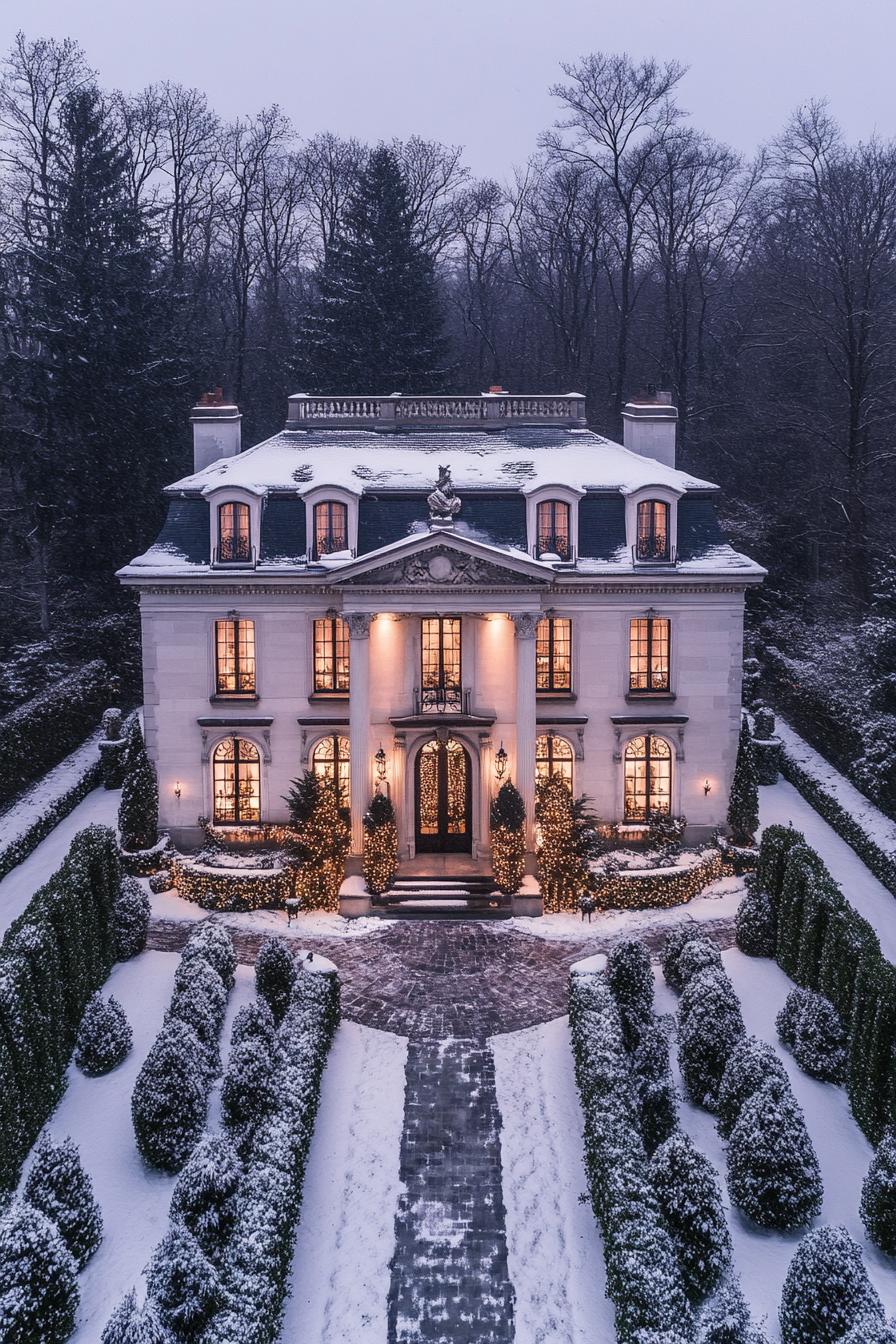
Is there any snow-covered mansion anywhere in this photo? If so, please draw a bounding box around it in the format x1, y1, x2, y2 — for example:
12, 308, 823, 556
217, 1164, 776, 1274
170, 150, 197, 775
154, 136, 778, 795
119, 390, 764, 864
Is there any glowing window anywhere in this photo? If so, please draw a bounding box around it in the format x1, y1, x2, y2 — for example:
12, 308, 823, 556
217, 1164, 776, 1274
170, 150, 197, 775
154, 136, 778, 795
421, 617, 462, 712
212, 737, 260, 824
313, 617, 350, 693
218, 502, 251, 562
623, 735, 672, 821
311, 734, 350, 808
535, 733, 574, 787
313, 501, 348, 558
636, 500, 670, 561
536, 617, 572, 692
629, 617, 670, 692
215, 619, 256, 695
536, 500, 571, 559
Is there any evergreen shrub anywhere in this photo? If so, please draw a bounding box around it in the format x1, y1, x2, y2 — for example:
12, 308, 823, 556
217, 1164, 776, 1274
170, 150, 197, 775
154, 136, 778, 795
631, 1020, 678, 1155
255, 937, 295, 1025
728, 716, 759, 845
676, 937, 723, 986
362, 791, 399, 895
101, 1289, 173, 1344
23, 1132, 103, 1269
727, 1077, 823, 1229
779, 1225, 883, 1344
696, 1273, 767, 1344
0, 1200, 79, 1343
717, 1035, 790, 1140
606, 938, 654, 1045
649, 1132, 731, 1301
860, 1129, 896, 1255
489, 781, 526, 896
284, 772, 350, 911
170, 1134, 241, 1261
776, 987, 846, 1082
660, 924, 707, 993
118, 721, 159, 853
75, 992, 132, 1075
678, 968, 745, 1112
735, 886, 777, 957
146, 1223, 223, 1340
132, 1019, 207, 1172
114, 877, 151, 960
230, 999, 276, 1054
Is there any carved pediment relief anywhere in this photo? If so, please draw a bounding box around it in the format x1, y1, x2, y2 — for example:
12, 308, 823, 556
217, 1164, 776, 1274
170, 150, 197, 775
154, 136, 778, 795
337, 544, 547, 588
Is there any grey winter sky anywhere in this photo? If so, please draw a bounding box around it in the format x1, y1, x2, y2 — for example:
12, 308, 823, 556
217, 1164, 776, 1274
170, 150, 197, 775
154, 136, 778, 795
2, 0, 894, 175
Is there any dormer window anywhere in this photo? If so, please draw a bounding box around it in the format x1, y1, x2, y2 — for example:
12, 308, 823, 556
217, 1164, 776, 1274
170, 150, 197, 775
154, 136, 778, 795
314, 501, 349, 558
536, 500, 571, 560
636, 500, 670, 561
218, 502, 251, 563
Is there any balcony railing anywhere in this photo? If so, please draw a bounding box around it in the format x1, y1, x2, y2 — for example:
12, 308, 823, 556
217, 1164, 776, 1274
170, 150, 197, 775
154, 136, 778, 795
212, 545, 257, 569
533, 535, 575, 563
414, 685, 472, 715
632, 542, 676, 566
286, 392, 587, 431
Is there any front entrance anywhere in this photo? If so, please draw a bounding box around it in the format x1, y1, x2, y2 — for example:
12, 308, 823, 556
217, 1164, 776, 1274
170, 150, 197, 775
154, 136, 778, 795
414, 737, 473, 853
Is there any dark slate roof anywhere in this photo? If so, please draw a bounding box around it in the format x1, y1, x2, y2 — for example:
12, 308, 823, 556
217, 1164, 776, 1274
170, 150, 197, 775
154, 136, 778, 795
149, 499, 209, 564
358, 492, 528, 553
260, 496, 306, 562
578, 493, 627, 561
677, 495, 726, 561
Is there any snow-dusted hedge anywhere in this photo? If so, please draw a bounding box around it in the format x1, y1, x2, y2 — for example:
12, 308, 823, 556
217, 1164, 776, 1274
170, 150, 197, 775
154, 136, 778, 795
0, 823, 121, 1191
0, 660, 115, 810
568, 967, 693, 1342
0, 756, 103, 883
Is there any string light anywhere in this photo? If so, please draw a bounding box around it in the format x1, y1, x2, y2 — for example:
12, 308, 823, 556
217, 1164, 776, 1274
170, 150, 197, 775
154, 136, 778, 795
592, 849, 723, 912
171, 855, 289, 911
363, 793, 398, 895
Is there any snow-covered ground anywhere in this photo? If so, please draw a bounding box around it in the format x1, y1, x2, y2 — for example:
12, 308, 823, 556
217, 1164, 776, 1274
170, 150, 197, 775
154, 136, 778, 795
0, 784, 119, 941
504, 874, 745, 942
0, 729, 104, 853
492, 1017, 612, 1344
656, 951, 896, 1341
283, 1021, 407, 1343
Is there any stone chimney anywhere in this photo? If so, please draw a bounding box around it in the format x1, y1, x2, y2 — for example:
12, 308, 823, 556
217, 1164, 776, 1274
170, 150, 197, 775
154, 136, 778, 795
621, 389, 678, 469
190, 389, 241, 473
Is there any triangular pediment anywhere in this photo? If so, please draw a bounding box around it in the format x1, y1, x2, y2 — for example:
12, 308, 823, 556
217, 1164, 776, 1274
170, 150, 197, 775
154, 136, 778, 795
331, 531, 553, 589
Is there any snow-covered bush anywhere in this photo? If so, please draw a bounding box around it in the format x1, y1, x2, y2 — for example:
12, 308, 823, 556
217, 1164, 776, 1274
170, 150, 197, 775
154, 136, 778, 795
132, 1019, 207, 1172
170, 1134, 241, 1261
776, 987, 846, 1083
221, 1034, 277, 1143
118, 721, 159, 853
632, 1020, 678, 1155
735, 886, 776, 957
660, 924, 707, 993
649, 1131, 731, 1301
255, 937, 295, 1025
101, 1289, 174, 1343
716, 1035, 789, 1140
678, 968, 745, 1112
756, 823, 805, 907
778, 1225, 884, 1344
840, 1319, 896, 1344
0, 1200, 79, 1342
229, 998, 276, 1055
861, 1129, 896, 1255
23, 1132, 103, 1269
606, 938, 654, 1045
114, 877, 151, 960
728, 715, 759, 845
676, 937, 723, 987
75, 991, 132, 1075
727, 1077, 823, 1229
168, 956, 227, 1080
697, 1273, 767, 1343
148, 869, 173, 895
146, 1222, 224, 1339
180, 922, 236, 991
775, 844, 828, 983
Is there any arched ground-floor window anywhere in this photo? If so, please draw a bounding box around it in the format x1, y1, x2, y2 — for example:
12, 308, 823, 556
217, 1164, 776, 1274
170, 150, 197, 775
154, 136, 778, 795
536, 733, 574, 788
311, 734, 350, 808
623, 734, 672, 821
213, 737, 261, 823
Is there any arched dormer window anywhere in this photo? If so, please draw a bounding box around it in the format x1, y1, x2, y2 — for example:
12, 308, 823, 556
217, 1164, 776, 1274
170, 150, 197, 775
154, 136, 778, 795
623, 734, 672, 821
636, 500, 670, 561
218, 502, 251, 563
213, 737, 260, 823
536, 733, 574, 787
313, 501, 349, 559
536, 500, 571, 560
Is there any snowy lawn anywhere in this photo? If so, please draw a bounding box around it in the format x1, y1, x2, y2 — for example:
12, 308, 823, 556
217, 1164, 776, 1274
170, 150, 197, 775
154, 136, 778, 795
150, 884, 392, 938
760, 778, 896, 962
491, 1017, 613, 1344
503, 874, 745, 942
0, 784, 119, 941
656, 950, 896, 1340
283, 1021, 407, 1342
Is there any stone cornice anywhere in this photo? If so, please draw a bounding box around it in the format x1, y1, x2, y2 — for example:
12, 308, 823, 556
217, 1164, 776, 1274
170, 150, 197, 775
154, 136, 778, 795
130, 578, 756, 598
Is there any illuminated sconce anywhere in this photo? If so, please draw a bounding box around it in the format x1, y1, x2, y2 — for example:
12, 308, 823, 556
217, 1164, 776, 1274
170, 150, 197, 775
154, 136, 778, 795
374, 744, 388, 783
174, 780, 182, 800
703, 779, 712, 796
494, 741, 508, 781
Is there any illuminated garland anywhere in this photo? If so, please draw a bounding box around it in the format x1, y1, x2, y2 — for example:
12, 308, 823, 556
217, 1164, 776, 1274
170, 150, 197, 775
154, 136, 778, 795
171, 856, 290, 911
591, 849, 724, 912
363, 793, 398, 896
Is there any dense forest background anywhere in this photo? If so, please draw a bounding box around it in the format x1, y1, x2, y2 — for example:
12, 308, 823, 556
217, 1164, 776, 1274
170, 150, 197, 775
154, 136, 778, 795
0, 33, 894, 809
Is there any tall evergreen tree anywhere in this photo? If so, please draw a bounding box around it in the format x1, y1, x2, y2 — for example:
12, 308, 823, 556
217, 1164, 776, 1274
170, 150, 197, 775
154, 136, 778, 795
303, 145, 447, 391
728, 715, 760, 845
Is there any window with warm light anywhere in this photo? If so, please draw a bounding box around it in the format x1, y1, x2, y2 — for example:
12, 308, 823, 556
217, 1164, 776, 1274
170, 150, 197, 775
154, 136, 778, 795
313, 617, 350, 693
311, 734, 350, 808
213, 737, 260, 823
623, 734, 672, 821
629, 617, 670, 693
421, 617, 462, 711
536, 500, 571, 559
313, 501, 349, 558
217, 502, 251, 562
536, 733, 574, 786
636, 500, 670, 561
215, 619, 256, 695
536, 617, 572, 693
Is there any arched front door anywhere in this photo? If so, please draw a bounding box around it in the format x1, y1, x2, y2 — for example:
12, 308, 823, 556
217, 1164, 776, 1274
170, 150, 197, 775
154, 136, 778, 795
415, 737, 473, 853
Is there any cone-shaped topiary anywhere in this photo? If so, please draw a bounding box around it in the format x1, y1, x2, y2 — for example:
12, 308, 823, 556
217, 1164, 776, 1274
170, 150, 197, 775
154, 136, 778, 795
146, 1222, 224, 1340
115, 877, 151, 960
75, 991, 133, 1076
727, 1076, 823, 1229
221, 1034, 277, 1140
23, 1132, 103, 1269
285, 771, 350, 911
229, 998, 276, 1053
168, 956, 227, 1081
132, 1018, 207, 1172
696, 1272, 767, 1343
255, 937, 295, 1025
728, 715, 759, 846
363, 791, 399, 895
679, 969, 745, 1112
101, 1288, 174, 1343
861, 1129, 896, 1255
779, 1225, 884, 1344
118, 722, 159, 853
840, 1319, 896, 1344
179, 923, 235, 991
717, 1035, 790, 1140
676, 938, 724, 988
490, 780, 526, 896
776, 988, 846, 1083
661, 925, 707, 993
735, 887, 777, 957
170, 1134, 241, 1261
0, 1200, 79, 1343
650, 1131, 732, 1302
632, 1020, 678, 1155
607, 938, 654, 1047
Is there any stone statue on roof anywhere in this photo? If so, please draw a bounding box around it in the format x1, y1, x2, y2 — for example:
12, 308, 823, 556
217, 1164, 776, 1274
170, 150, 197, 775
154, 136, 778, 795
427, 464, 462, 528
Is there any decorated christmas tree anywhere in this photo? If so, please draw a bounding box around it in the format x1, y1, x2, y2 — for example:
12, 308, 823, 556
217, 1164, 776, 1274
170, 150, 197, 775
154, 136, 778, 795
284, 772, 350, 911
363, 791, 399, 896
489, 780, 525, 896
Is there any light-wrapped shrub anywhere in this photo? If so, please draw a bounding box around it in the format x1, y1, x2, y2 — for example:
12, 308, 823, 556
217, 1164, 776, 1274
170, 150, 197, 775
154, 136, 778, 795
132, 1019, 207, 1172
489, 781, 525, 897
717, 1035, 789, 1140
0, 1200, 78, 1343
649, 1132, 731, 1302
779, 1225, 884, 1344
75, 991, 132, 1076
776, 987, 846, 1083
169, 1134, 241, 1261
678, 968, 745, 1112
23, 1133, 103, 1268
255, 937, 295, 1026
861, 1129, 896, 1255
735, 886, 776, 957
727, 1077, 822, 1229
363, 791, 399, 896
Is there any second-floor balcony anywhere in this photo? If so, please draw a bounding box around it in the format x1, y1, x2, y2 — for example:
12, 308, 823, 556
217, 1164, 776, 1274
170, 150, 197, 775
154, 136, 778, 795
414, 685, 473, 715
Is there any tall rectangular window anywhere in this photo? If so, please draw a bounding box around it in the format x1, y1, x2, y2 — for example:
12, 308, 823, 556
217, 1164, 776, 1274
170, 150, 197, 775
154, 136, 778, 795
215, 619, 256, 695
313, 617, 350, 693
421, 617, 462, 711
218, 502, 251, 562
313, 501, 348, 558
636, 500, 670, 561
536, 500, 571, 559
629, 617, 671, 693
536, 617, 572, 692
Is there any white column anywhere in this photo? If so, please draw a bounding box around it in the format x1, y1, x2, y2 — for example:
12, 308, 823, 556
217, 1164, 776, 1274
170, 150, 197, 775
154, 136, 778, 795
513, 613, 539, 850
347, 612, 372, 855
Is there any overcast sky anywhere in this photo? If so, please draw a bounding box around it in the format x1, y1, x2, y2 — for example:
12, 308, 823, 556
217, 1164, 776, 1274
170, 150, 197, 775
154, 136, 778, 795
2, 0, 893, 176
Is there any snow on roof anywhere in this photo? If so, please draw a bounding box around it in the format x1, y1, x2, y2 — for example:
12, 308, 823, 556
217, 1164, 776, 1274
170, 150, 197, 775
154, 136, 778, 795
166, 427, 717, 498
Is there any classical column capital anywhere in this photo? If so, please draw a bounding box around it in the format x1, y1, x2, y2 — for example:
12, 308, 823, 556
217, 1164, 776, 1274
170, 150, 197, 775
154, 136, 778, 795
512, 612, 539, 640
346, 612, 374, 639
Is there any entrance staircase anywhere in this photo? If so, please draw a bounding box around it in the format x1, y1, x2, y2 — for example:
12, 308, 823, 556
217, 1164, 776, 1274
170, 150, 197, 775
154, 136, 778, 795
371, 874, 511, 920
